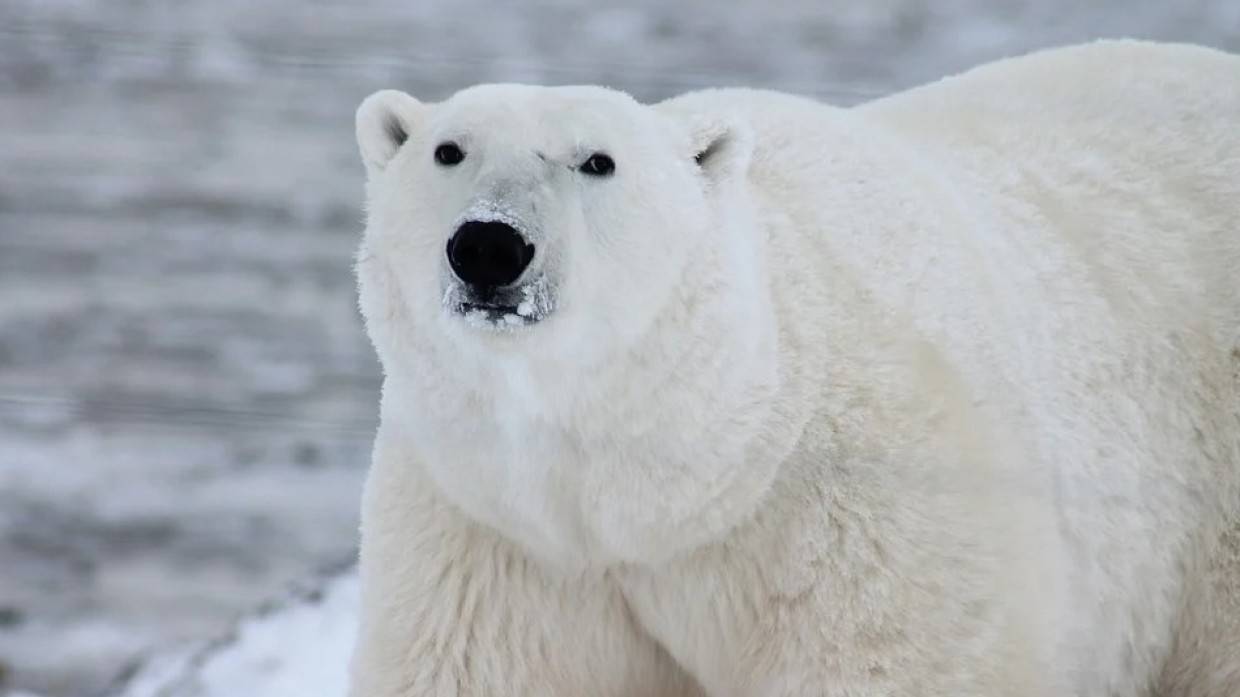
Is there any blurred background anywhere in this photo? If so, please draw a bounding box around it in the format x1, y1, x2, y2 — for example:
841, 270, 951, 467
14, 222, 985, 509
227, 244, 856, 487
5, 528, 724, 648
0, 1, 1237, 695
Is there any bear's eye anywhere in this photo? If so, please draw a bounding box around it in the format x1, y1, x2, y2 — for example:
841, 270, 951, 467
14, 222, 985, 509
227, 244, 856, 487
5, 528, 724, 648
434, 142, 465, 166
579, 152, 615, 177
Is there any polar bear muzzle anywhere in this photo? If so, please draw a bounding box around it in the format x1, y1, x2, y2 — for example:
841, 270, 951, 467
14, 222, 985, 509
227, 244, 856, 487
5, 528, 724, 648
444, 218, 552, 327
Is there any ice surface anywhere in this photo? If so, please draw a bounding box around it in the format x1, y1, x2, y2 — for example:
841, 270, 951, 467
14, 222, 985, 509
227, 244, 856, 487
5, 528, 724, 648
1, 1, 1237, 695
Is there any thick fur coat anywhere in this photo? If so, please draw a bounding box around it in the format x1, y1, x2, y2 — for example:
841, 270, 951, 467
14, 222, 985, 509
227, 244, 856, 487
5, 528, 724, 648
349, 41, 1240, 696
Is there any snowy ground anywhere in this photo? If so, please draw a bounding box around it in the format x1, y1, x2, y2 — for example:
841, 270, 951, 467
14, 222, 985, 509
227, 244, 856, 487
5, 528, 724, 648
112, 569, 357, 697
1, 1, 1238, 695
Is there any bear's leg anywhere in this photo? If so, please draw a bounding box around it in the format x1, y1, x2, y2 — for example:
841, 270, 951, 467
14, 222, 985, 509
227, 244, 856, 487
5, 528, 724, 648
348, 431, 703, 697
1155, 520, 1240, 697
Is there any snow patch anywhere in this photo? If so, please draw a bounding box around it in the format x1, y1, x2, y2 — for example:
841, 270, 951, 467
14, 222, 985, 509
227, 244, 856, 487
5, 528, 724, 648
114, 571, 358, 697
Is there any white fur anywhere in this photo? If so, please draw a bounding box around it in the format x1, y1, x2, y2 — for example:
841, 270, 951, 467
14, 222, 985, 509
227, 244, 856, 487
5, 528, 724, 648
349, 40, 1240, 696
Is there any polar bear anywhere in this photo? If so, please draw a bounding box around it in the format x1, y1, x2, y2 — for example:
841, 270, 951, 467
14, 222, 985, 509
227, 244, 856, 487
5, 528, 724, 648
348, 40, 1240, 697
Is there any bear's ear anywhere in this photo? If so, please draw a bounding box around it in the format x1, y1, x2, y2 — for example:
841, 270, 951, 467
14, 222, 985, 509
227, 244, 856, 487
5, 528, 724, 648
356, 90, 426, 176
684, 114, 753, 186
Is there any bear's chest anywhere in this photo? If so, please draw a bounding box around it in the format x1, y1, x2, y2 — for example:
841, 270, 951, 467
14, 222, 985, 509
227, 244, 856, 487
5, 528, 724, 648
411, 404, 606, 567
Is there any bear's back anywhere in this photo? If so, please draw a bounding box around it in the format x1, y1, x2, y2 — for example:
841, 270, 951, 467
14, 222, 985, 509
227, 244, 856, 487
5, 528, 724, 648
860, 40, 1240, 346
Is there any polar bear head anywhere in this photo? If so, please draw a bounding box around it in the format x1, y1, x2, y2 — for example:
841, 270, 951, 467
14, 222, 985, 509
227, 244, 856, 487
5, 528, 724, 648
355, 85, 781, 566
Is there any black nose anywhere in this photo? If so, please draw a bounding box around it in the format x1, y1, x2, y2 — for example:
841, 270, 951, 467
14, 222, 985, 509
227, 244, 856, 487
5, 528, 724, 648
446, 220, 536, 289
